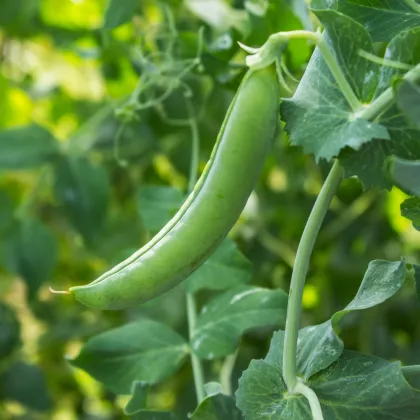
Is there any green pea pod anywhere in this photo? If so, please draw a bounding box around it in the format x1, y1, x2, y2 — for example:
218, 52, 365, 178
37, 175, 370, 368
69, 67, 280, 310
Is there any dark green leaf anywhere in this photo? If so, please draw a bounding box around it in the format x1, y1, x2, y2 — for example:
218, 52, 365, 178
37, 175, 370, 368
125, 381, 149, 415
54, 156, 110, 244
0, 302, 20, 358
0, 362, 52, 411
388, 157, 420, 196
396, 80, 420, 128
137, 185, 184, 233
192, 286, 288, 359
237, 350, 420, 419
131, 412, 178, 420
281, 10, 389, 161
401, 197, 420, 230
340, 27, 420, 189
0, 125, 59, 169
311, 0, 420, 42
70, 319, 189, 394
1, 218, 58, 300
0, 190, 15, 233
190, 392, 244, 420
414, 265, 420, 300
183, 239, 252, 293
103, 0, 139, 29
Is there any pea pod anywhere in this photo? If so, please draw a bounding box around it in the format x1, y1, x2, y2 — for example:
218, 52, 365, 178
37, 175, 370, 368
70, 67, 280, 310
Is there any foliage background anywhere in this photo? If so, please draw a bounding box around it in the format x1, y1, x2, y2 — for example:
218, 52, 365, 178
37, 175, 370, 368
0, 0, 419, 418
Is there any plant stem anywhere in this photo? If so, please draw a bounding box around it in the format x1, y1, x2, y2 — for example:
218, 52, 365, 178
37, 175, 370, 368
286, 31, 361, 112
283, 160, 343, 391
402, 365, 420, 377
219, 352, 238, 395
185, 99, 206, 404
294, 379, 324, 420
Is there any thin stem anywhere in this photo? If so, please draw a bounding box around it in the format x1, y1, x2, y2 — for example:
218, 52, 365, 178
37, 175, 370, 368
294, 379, 324, 420
258, 231, 296, 268
402, 365, 420, 376
356, 62, 420, 121
219, 352, 238, 396
283, 160, 343, 391
185, 99, 205, 404
286, 31, 361, 112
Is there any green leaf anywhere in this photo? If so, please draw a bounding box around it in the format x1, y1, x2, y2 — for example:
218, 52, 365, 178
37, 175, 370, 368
388, 157, 420, 196
190, 392, 244, 420
103, 0, 139, 29
413, 265, 420, 301
312, 0, 420, 42
53, 156, 110, 244
237, 350, 420, 419
204, 382, 224, 397
0, 190, 15, 233
0, 362, 52, 411
183, 238, 252, 293
1, 218, 58, 300
125, 381, 149, 415
340, 27, 420, 189
70, 319, 189, 394
192, 286, 288, 359
281, 10, 389, 161
0, 302, 20, 358
395, 80, 420, 128
137, 186, 185, 233
0, 125, 59, 169
401, 197, 420, 230
130, 412, 178, 420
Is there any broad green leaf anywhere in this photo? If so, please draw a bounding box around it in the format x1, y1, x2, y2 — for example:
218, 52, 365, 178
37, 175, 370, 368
103, 0, 138, 29
401, 197, 420, 230
0, 190, 14, 233
125, 381, 149, 414
237, 350, 420, 419
340, 27, 420, 189
265, 260, 407, 381
0, 303, 20, 358
190, 392, 244, 420
388, 157, 420, 196
70, 319, 189, 394
183, 238, 252, 293
1, 218, 58, 300
0, 125, 59, 169
311, 0, 420, 42
137, 186, 184, 233
396, 80, 420, 128
192, 286, 288, 359
0, 362, 52, 411
54, 156, 110, 244
281, 10, 389, 161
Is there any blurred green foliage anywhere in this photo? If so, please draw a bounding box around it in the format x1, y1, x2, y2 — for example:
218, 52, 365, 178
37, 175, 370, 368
0, 0, 419, 419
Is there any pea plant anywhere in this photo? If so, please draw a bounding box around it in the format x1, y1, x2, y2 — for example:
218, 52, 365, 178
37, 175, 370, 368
2, 0, 420, 419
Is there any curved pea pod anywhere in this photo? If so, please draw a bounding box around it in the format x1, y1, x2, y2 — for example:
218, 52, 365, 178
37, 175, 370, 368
69, 67, 280, 310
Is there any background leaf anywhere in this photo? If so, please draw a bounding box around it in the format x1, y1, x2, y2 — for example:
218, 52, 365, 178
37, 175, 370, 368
395, 80, 420, 129
103, 0, 139, 29
401, 197, 420, 230
389, 157, 420, 196
0, 302, 20, 358
190, 392, 244, 419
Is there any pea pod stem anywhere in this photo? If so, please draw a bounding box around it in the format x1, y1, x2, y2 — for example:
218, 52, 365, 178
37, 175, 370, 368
185, 99, 206, 404
283, 160, 343, 392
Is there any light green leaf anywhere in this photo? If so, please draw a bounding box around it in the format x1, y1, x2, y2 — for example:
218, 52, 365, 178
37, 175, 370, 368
70, 320, 189, 395
183, 239, 252, 293
340, 27, 420, 189
401, 197, 420, 230
204, 382, 224, 397
190, 391, 244, 420
103, 0, 138, 29
0, 362, 52, 411
125, 381, 149, 415
1, 218, 58, 300
0, 125, 59, 170
137, 185, 184, 233
192, 286, 288, 359
237, 350, 420, 419
0, 303, 20, 358
388, 157, 420, 196
281, 10, 389, 161
396, 80, 420, 128
312, 0, 420, 42
54, 156, 110, 245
